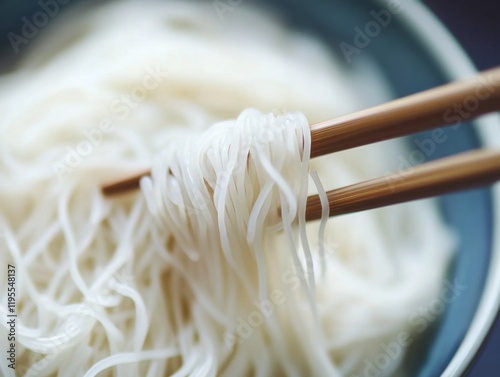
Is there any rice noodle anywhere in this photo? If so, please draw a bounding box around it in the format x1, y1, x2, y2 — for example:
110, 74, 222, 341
0, 1, 454, 376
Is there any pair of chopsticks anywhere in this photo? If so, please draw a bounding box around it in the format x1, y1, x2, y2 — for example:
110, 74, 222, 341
101, 67, 500, 221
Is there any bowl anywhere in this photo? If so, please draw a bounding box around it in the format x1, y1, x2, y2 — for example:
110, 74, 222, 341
1, 0, 499, 376
259, 1, 500, 375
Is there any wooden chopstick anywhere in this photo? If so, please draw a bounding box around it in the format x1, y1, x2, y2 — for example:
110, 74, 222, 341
305, 149, 500, 221
101, 67, 500, 196
101, 169, 151, 196
309, 67, 500, 158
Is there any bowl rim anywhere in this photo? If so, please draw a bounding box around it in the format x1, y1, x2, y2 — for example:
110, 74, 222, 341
394, 1, 500, 375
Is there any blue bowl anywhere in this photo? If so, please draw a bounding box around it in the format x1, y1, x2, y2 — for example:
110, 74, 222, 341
1, 1, 499, 376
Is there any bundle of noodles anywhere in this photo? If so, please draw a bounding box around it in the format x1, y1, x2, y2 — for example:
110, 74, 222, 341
0, 1, 453, 376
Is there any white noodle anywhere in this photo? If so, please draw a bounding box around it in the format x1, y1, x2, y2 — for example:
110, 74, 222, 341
0, 1, 454, 376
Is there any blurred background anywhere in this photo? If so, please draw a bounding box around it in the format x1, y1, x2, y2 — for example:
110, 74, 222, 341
421, 1, 500, 374
423, 0, 499, 71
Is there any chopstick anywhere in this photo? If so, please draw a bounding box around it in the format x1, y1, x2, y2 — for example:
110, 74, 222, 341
101, 67, 500, 196
309, 67, 500, 157
305, 149, 500, 221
